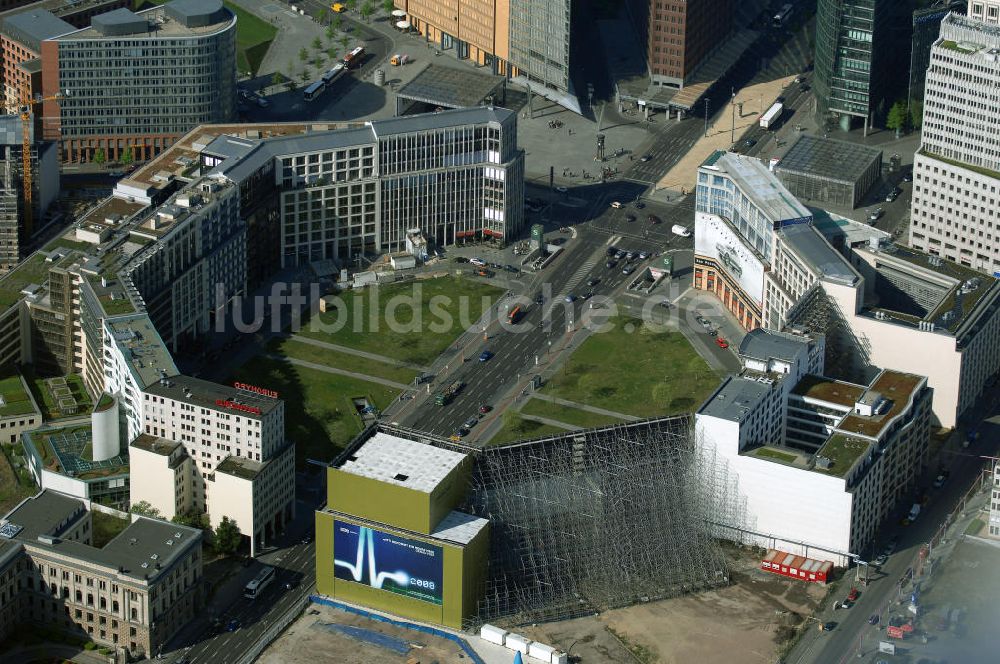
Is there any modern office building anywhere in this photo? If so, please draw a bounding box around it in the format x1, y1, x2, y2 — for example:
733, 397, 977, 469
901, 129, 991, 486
37, 0, 237, 163
813, 0, 906, 132
316, 430, 489, 629
645, 0, 735, 88
908, 13, 1000, 274
908, 1, 967, 110
693, 151, 1000, 429
0, 490, 203, 659
696, 328, 931, 566
969, 0, 1000, 22
774, 135, 883, 209
134, 375, 295, 555
396, 0, 577, 111
190, 107, 524, 265
989, 458, 1000, 537
693, 150, 860, 331
0, 115, 59, 270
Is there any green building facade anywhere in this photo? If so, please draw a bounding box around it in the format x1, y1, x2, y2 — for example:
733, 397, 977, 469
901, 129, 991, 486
315, 432, 489, 629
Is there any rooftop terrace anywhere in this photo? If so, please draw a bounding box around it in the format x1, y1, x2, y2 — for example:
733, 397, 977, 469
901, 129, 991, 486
24, 421, 129, 481
839, 371, 924, 438
0, 374, 37, 419
792, 375, 865, 408
812, 434, 872, 478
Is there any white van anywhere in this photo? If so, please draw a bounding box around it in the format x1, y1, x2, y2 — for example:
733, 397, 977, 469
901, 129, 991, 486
907, 503, 921, 521
671, 224, 691, 238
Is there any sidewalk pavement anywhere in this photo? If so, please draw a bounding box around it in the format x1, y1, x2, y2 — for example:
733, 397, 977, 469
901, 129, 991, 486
287, 334, 428, 371
656, 74, 796, 193
270, 354, 413, 390
517, 412, 577, 430
530, 392, 640, 421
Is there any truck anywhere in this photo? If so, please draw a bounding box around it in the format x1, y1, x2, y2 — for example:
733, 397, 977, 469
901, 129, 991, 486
434, 380, 464, 406
760, 102, 784, 130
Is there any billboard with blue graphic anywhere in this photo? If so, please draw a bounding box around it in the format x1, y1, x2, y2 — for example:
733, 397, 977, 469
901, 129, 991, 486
333, 520, 443, 605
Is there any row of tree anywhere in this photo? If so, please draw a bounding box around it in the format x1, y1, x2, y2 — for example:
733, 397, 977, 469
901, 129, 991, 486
91, 147, 134, 167
131, 501, 241, 556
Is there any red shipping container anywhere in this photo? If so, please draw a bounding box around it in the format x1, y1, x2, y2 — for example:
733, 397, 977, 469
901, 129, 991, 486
760, 549, 834, 584
887, 626, 904, 639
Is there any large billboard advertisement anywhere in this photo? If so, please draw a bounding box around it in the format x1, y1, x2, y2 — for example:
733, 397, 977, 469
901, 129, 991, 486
694, 212, 766, 309
333, 520, 443, 605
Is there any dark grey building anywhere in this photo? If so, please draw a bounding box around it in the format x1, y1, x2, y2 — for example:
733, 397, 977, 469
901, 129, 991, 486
909, 1, 966, 110
774, 135, 883, 209
43, 0, 237, 163
814, 0, 908, 132
0, 116, 58, 270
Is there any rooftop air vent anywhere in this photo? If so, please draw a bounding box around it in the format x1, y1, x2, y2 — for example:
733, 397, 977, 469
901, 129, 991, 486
150, 554, 159, 560
815, 456, 832, 470
174, 532, 182, 538
393, 473, 409, 482
140, 562, 148, 569
166, 539, 174, 546
129, 538, 137, 545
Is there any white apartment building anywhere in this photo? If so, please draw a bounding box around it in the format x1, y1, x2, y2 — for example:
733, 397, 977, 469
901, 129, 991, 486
697, 329, 931, 566
909, 13, 1000, 273
969, 1, 1000, 23
132, 375, 294, 555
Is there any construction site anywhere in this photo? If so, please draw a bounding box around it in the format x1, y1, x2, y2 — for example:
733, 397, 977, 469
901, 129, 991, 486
319, 417, 735, 629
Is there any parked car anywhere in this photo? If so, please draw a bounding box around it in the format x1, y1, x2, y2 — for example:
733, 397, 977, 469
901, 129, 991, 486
470, 257, 486, 266
606, 260, 618, 269
640, 154, 652, 162
873, 553, 889, 567
478, 350, 493, 362
615, 249, 626, 259
885, 187, 902, 202
622, 266, 634, 275
625, 214, 636, 223
638, 251, 649, 260
564, 294, 576, 303
454, 428, 469, 438
716, 337, 729, 349
587, 277, 600, 286
847, 587, 859, 602
902, 172, 913, 182
479, 404, 492, 414
607, 246, 619, 257
464, 416, 479, 429
869, 208, 884, 221
227, 619, 241, 632
611, 201, 623, 209
932, 474, 946, 488
626, 251, 636, 261
820, 622, 836, 632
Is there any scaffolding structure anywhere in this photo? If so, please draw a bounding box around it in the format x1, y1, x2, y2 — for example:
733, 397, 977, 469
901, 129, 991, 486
463, 416, 730, 626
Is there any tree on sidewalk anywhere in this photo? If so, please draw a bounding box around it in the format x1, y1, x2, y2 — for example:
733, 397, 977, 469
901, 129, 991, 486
213, 516, 241, 556
92, 148, 106, 166
312, 36, 323, 52
360, 1, 374, 22
298, 46, 309, 62
886, 100, 908, 138
910, 100, 924, 130
382, 0, 395, 15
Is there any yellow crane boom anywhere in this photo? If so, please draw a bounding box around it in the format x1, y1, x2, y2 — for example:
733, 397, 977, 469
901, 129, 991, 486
19, 88, 64, 241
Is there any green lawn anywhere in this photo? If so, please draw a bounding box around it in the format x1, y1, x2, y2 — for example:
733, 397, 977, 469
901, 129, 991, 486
271, 336, 419, 385
0, 449, 33, 517
22, 369, 93, 421
488, 413, 567, 446
230, 356, 401, 467
541, 317, 720, 418
138, 1, 277, 75
298, 276, 503, 366
0, 253, 49, 310
91, 511, 130, 548
0, 374, 35, 417
519, 398, 621, 429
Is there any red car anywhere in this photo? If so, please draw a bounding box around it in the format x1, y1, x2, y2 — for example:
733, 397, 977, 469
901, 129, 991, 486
847, 587, 859, 602
716, 337, 729, 349
479, 404, 492, 414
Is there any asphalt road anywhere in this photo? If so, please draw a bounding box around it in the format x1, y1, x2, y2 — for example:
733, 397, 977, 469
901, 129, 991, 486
393, 184, 701, 441
789, 392, 1000, 664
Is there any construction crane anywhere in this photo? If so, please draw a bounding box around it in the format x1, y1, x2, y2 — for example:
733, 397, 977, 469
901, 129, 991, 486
18, 87, 67, 240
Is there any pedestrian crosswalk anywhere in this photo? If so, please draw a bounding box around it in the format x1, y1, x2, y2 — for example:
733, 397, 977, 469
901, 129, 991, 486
563, 254, 601, 294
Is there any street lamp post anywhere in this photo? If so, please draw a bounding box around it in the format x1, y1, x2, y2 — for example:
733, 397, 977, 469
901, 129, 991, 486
704, 98, 711, 137
730, 88, 736, 144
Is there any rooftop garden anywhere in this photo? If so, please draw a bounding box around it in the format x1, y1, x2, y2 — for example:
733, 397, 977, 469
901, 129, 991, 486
0, 253, 50, 309
216, 456, 259, 480
94, 394, 115, 413
22, 368, 93, 421
921, 148, 1000, 183
748, 446, 800, 465
100, 295, 136, 317
939, 40, 979, 54
792, 374, 864, 407
0, 374, 36, 418
812, 434, 871, 477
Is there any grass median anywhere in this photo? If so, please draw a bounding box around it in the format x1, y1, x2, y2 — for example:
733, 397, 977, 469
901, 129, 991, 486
269, 336, 419, 385
487, 412, 567, 446
298, 276, 503, 366
519, 398, 621, 429
541, 316, 719, 418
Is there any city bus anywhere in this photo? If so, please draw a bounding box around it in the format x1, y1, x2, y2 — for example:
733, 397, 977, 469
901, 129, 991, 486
244, 565, 275, 599
343, 46, 365, 69
322, 63, 346, 85
303, 80, 326, 102
773, 3, 793, 27
507, 305, 523, 324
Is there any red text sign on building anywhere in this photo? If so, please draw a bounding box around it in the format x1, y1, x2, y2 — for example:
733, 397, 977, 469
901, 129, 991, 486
215, 399, 262, 416
233, 382, 279, 399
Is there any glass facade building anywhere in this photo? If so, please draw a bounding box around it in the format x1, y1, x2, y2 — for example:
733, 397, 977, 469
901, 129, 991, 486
813, 0, 898, 130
